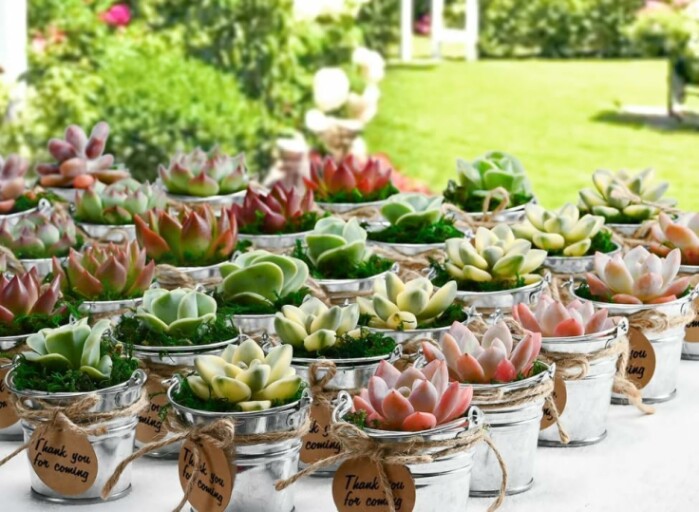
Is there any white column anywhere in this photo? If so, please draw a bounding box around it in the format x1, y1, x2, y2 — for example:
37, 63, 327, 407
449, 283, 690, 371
0, 0, 28, 85
465, 0, 479, 61
400, 0, 413, 62
431, 0, 444, 59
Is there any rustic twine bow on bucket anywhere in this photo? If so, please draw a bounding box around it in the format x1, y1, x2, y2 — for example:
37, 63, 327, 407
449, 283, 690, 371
155, 264, 222, 291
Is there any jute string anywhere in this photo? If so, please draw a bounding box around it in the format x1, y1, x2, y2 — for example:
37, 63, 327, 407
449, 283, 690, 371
275, 420, 508, 512
155, 264, 222, 290
371, 245, 439, 281
442, 187, 512, 230
0, 245, 26, 274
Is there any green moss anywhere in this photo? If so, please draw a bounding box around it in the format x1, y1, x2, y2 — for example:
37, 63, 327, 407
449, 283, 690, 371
292, 240, 393, 280
239, 211, 325, 235
365, 216, 464, 245
214, 287, 309, 316
0, 307, 72, 337
290, 330, 396, 359
442, 183, 533, 213
317, 183, 399, 204
429, 259, 526, 292
10, 190, 65, 214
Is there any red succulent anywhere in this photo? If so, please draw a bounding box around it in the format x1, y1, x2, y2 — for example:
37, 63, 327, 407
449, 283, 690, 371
232, 184, 315, 234
306, 155, 394, 201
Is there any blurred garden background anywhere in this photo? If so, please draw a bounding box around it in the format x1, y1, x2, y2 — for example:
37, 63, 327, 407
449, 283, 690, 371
1, 0, 699, 208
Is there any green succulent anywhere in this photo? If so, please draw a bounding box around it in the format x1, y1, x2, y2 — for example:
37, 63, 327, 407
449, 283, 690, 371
305, 217, 370, 273
380, 193, 444, 229
135, 287, 217, 338
74, 178, 166, 225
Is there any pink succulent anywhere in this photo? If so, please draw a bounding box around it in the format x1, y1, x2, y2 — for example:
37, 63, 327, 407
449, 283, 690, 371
352, 360, 473, 432
650, 212, 699, 266
513, 296, 615, 338
585, 247, 690, 304
0, 154, 30, 213
232, 183, 315, 234
100, 4, 131, 27
422, 321, 542, 384
0, 269, 62, 325
306, 154, 394, 201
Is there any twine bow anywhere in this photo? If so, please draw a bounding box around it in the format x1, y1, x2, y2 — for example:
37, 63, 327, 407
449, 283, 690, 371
155, 264, 222, 291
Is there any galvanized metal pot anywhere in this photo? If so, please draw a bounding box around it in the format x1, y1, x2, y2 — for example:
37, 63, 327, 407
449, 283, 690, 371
0, 333, 28, 441
233, 313, 276, 336
469, 364, 554, 496
459, 200, 532, 224
455, 274, 549, 312
680, 264, 699, 360
168, 380, 311, 512
365, 315, 469, 345
78, 297, 142, 322
157, 181, 246, 211
316, 199, 388, 216
238, 230, 312, 251
6, 369, 146, 503
19, 256, 63, 278
543, 242, 621, 275
606, 223, 644, 239
155, 260, 227, 288
315, 267, 396, 305
77, 222, 136, 243
0, 205, 40, 227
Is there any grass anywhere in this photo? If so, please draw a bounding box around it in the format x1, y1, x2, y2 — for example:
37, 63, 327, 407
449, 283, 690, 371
365, 59, 699, 210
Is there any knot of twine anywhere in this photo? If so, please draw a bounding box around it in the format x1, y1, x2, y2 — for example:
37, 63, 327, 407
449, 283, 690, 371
337, 205, 382, 221
155, 264, 222, 291
308, 360, 340, 409
306, 277, 333, 307
0, 245, 26, 274
78, 226, 132, 248
371, 245, 441, 281
612, 335, 655, 414
275, 420, 508, 512
627, 307, 695, 334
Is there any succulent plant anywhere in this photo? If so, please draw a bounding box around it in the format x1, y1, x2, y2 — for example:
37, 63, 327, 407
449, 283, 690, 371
578, 169, 676, 224
306, 155, 395, 202
158, 147, 249, 197
135, 287, 217, 338
0, 269, 62, 325
444, 225, 547, 285
443, 151, 533, 211
74, 178, 166, 225
650, 212, 699, 266
513, 296, 615, 337
422, 321, 542, 384
217, 250, 309, 307
352, 360, 473, 431
36, 122, 129, 189
0, 209, 79, 259
187, 339, 302, 411
134, 205, 237, 267
512, 203, 606, 257
584, 246, 691, 304
0, 154, 30, 214
305, 217, 370, 273
52, 240, 155, 300
358, 274, 458, 330
24, 318, 113, 380
232, 183, 316, 234
380, 193, 443, 228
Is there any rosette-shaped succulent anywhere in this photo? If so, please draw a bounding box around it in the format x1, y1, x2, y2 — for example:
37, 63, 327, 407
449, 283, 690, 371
306, 217, 369, 273
650, 212, 699, 266
513, 296, 614, 337
0, 154, 30, 214
380, 193, 443, 228
352, 360, 473, 431
135, 287, 217, 337
232, 183, 315, 234
306, 155, 395, 202
53, 241, 155, 300
512, 203, 605, 257
0, 269, 62, 325
422, 321, 542, 384
36, 122, 129, 189
578, 169, 676, 224
585, 246, 690, 304
158, 147, 249, 197
74, 179, 166, 225
218, 250, 309, 307
187, 339, 302, 411
0, 209, 79, 259
24, 318, 113, 380
444, 225, 547, 285
443, 151, 533, 211
274, 297, 359, 352
134, 205, 237, 267
358, 274, 457, 330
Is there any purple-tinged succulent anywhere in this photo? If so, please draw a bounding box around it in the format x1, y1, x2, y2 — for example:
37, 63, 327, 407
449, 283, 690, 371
159, 147, 249, 197
0, 209, 79, 259
0, 269, 62, 325
0, 154, 30, 214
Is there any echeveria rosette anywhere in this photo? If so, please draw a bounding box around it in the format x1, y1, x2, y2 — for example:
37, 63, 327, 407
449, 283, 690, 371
0, 269, 63, 334
650, 212, 699, 266
0, 209, 80, 259
578, 169, 676, 225
583, 246, 690, 305
352, 360, 473, 431
232, 183, 318, 234
380, 193, 443, 229
134, 205, 238, 267
53, 241, 155, 301
513, 296, 615, 338
158, 147, 249, 197
306, 155, 397, 204
0, 154, 31, 214
422, 321, 542, 384
135, 287, 217, 338
74, 178, 166, 225
36, 121, 129, 189
24, 318, 113, 380
184, 339, 303, 411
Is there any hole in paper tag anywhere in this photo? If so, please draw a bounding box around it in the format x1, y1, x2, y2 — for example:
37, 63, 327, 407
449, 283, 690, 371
685, 316, 699, 343
626, 327, 656, 390
540, 375, 567, 430
332, 457, 416, 512
0, 364, 18, 429
136, 379, 169, 443
300, 400, 342, 464
178, 438, 234, 512
28, 427, 98, 496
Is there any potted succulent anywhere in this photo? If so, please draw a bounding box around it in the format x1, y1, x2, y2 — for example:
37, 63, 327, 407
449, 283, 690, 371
36, 122, 130, 202
577, 169, 676, 238
513, 297, 628, 446
233, 183, 323, 250
442, 151, 535, 222
134, 205, 239, 288
0, 154, 54, 226
0, 208, 81, 277
72, 178, 166, 242
513, 202, 620, 274
157, 147, 249, 210
305, 155, 398, 214
52, 240, 155, 319
431, 225, 548, 311
166, 340, 309, 511
4, 318, 145, 502
421, 321, 550, 496
292, 217, 394, 303
573, 247, 697, 403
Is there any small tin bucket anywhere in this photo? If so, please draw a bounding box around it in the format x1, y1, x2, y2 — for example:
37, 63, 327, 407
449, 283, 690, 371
316, 199, 388, 217
78, 297, 142, 322
6, 368, 146, 503
315, 266, 397, 305
157, 181, 246, 212
679, 264, 699, 360
233, 313, 276, 337
168, 380, 311, 512
455, 274, 549, 313
606, 223, 644, 239
460, 201, 532, 224
469, 363, 554, 496
19, 256, 63, 278
238, 230, 312, 251
332, 391, 485, 512
155, 260, 227, 289
77, 222, 136, 243
365, 314, 470, 345
539, 319, 628, 447
0, 205, 40, 228
543, 242, 621, 274
0, 333, 29, 440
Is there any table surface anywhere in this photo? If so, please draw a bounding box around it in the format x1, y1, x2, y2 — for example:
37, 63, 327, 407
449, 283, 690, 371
2, 359, 698, 512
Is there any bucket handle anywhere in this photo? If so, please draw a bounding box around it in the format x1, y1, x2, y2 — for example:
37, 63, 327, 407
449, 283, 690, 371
607, 317, 629, 348
332, 390, 353, 424
682, 284, 699, 315
37, 198, 52, 214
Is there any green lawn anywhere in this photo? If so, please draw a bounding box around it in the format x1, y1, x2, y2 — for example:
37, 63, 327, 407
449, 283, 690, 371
365, 59, 699, 210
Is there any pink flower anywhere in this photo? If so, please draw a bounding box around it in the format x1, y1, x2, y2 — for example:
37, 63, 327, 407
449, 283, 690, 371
101, 4, 131, 27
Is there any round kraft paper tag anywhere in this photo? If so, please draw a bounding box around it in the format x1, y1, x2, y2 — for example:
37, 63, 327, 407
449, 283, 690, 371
178, 438, 234, 512
685, 314, 699, 343
626, 327, 656, 390
0, 364, 19, 429
136, 379, 169, 443
300, 401, 343, 464
540, 374, 567, 430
